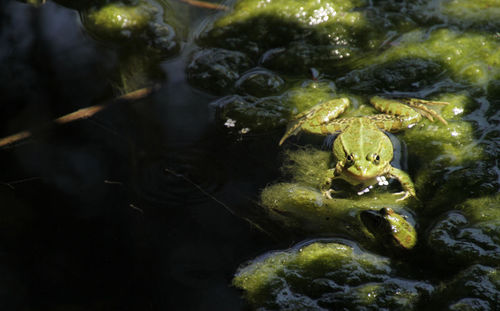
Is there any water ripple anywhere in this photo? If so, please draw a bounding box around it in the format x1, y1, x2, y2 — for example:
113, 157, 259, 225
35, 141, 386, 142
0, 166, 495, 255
131, 146, 226, 207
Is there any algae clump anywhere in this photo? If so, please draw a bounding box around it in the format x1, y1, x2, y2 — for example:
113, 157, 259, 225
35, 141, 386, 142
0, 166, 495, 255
185, 0, 500, 308
391, 93, 497, 211
212, 80, 339, 132
428, 194, 500, 267
434, 264, 500, 310
82, 1, 180, 56
370, 29, 500, 87
205, 0, 369, 46
401, 93, 481, 165
199, 0, 372, 73
441, 0, 500, 31
233, 240, 433, 310
187, 48, 254, 95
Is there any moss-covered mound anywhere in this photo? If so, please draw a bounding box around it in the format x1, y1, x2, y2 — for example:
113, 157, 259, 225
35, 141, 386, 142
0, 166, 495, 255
81, 0, 180, 56
428, 194, 500, 268
233, 240, 434, 310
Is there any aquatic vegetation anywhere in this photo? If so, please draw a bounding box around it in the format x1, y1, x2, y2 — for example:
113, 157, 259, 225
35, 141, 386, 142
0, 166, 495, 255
370, 29, 500, 87
187, 48, 254, 95
428, 194, 500, 267
261, 182, 412, 243
193, 0, 500, 135
190, 0, 500, 308
336, 57, 446, 93
282, 80, 338, 114
435, 264, 500, 310
440, 0, 500, 31
235, 68, 285, 97
211, 80, 337, 132
81, 0, 180, 56
200, 0, 371, 62
233, 240, 434, 310
212, 95, 288, 132
77, 1, 183, 99
401, 94, 480, 165
398, 93, 499, 211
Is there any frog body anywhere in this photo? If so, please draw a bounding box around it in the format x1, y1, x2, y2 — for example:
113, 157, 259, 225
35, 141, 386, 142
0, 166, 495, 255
279, 96, 449, 200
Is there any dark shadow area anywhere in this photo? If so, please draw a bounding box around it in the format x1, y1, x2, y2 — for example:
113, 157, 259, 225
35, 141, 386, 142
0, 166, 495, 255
0, 1, 276, 310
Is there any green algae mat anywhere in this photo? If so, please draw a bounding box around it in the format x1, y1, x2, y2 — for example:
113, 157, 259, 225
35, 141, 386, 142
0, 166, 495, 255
188, 0, 500, 309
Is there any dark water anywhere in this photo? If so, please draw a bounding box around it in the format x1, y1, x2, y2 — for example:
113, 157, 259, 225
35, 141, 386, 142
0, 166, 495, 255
0, 1, 279, 310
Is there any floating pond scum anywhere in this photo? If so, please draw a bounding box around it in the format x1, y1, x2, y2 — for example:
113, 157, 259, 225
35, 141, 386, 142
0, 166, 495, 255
1, 0, 500, 310
192, 0, 500, 309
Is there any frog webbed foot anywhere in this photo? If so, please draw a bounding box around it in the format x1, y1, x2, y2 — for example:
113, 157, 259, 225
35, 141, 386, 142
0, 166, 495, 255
392, 191, 419, 202
386, 167, 418, 202
393, 191, 411, 202
404, 98, 449, 125
369, 96, 449, 131
323, 188, 342, 200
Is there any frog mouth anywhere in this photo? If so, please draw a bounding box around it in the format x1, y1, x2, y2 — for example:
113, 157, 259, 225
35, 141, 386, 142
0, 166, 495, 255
344, 170, 378, 181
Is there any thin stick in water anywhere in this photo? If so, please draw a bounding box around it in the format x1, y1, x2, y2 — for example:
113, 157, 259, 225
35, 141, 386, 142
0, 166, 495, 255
180, 0, 229, 11
0, 86, 157, 148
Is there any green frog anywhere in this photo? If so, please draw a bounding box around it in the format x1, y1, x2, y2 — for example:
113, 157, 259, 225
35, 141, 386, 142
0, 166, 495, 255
279, 96, 449, 201
360, 207, 417, 250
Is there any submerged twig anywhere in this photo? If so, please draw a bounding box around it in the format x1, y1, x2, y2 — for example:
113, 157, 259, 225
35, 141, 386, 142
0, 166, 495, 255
129, 203, 144, 214
2, 176, 42, 189
0, 86, 158, 148
164, 168, 275, 237
164, 168, 235, 214
180, 0, 229, 11
0, 131, 32, 148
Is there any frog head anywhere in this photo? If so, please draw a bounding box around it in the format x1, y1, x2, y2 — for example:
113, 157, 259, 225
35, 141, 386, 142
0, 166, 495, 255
333, 121, 393, 180
360, 207, 417, 249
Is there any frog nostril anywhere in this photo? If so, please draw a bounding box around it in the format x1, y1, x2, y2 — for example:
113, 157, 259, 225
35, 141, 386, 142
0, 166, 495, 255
356, 164, 367, 175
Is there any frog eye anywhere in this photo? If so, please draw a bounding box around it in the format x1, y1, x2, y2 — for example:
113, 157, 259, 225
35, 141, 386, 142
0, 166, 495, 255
369, 153, 380, 164
346, 154, 354, 164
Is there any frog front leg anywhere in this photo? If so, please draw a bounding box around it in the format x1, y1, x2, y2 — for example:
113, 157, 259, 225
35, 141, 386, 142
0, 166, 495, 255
320, 163, 343, 199
279, 98, 350, 145
386, 166, 417, 201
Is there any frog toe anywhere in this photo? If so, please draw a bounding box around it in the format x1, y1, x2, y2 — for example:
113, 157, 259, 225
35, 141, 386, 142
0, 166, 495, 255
322, 188, 342, 200
393, 191, 411, 202
406, 99, 449, 125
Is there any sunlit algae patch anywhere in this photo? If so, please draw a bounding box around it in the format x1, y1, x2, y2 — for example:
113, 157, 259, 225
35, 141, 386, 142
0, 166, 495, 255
233, 240, 433, 310
186, 0, 500, 309
368, 29, 500, 87
81, 0, 180, 56
211, 80, 338, 132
